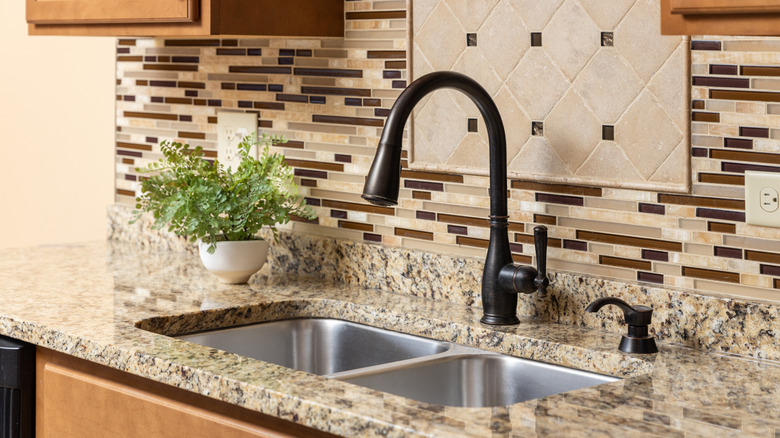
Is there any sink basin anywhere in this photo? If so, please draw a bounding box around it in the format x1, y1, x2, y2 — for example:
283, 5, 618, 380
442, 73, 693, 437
178, 318, 451, 375
342, 354, 619, 407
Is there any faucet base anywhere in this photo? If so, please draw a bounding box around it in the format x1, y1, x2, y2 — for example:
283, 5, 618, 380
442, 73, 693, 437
480, 314, 520, 325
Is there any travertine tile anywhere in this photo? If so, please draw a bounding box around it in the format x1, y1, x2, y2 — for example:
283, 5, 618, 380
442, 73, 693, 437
544, 0, 600, 81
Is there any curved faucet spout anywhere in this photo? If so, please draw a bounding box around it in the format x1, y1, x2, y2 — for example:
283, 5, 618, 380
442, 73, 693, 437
362, 71, 548, 325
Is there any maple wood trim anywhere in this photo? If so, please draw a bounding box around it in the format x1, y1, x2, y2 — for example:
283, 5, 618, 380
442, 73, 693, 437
670, 0, 780, 14
662, 0, 780, 35
36, 348, 338, 438
26, 0, 198, 24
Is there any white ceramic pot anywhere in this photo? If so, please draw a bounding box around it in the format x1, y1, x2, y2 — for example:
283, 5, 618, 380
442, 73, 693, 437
198, 240, 270, 284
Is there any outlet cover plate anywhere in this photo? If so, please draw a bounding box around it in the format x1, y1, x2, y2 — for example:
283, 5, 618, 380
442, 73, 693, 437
217, 112, 258, 169
745, 171, 780, 227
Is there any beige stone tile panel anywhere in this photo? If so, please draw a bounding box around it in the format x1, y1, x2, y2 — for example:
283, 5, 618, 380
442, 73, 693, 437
414, 2, 463, 71
506, 49, 569, 120
445, 0, 499, 31
508, 136, 570, 176
412, 92, 467, 164
543, 0, 600, 81
577, 0, 634, 30
648, 44, 690, 130
478, 0, 529, 80
615, 0, 681, 82
545, 90, 602, 172
508, 0, 564, 30
574, 49, 644, 123
575, 141, 644, 184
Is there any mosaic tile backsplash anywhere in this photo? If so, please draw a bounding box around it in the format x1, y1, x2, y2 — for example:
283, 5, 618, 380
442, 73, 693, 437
411, 0, 691, 192
115, 1, 780, 303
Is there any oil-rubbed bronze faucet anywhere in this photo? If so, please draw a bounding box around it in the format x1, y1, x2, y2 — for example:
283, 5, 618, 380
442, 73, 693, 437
585, 297, 658, 354
361, 71, 548, 325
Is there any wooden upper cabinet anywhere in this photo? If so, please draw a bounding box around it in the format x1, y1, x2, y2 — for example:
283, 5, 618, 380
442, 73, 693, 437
662, 0, 780, 35
27, 0, 344, 37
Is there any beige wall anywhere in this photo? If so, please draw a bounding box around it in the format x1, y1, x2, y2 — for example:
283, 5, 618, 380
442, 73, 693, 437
0, 2, 115, 249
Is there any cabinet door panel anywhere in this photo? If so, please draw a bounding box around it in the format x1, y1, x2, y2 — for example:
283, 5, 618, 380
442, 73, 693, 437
26, 0, 198, 24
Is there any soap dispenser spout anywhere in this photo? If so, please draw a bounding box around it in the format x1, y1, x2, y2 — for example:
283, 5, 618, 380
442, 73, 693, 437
362, 71, 549, 325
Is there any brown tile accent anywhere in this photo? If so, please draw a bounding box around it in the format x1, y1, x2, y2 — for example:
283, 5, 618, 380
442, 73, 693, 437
457, 236, 488, 249
121, 158, 134, 165
534, 214, 556, 225
277, 94, 308, 103
708, 221, 736, 234
116, 189, 136, 198
207, 116, 218, 124
698, 173, 744, 185
724, 138, 753, 149
642, 249, 669, 262
696, 208, 745, 222
714, 246, 743, 259
334, 154, 351, 163
710, 89, 780, 103
363, 98, 382, 107
577, 230, 682, 252
691, 41, 721, 50
338, 221, 373, 232
395, 228, 434, 241
300, 179, 317, 188
404, 180, 444, 191
177, 131, 206, 140
438, 213, 489, 228
514, 233, 562, 248
301, 86, 372, 97
692, 148, 708, 157
741, 66, 780, 76
346, 11, 406, 19
511, 181, 602, 197
535, 193, 584, 206
692, 100, 706, 109
143, 64, 198, 72
217, 48, 246, 56
774, 279, 780, 289
637, 272, 664, 284
682, 266, 739, 283
322, 200, 394, 215
765, 264, 780, 276
401, 170, 464, 183
600, 256, 651, 271
367, 51, 406, 59
447, 225, 468, 235
285, 159, 344, 172
563, 240, 587, 251
385, 60, 406, 69
721, 162, 780, 174
740, 127, 770, 139
412, 191, 431, 200
363, 233, 382, 242
165, 97, 193, 104
294, 68, 363, 78
692, 77, 749, 88
312, 114, 384, 127
710, 64, 738, 75
290, 214, 318, 224
229, 66, 292, 74
123, 111, 178, 121
116, 142, 152, 151
117, 39, 136, 46
638, 203, 665, 214
691, 112, 720, 122
746, 250, 780, 264
416, 211, 436, 221
658, 193, 744, 210
117, 56, 143, 62
512, 254, 533, 264
294, 169, 327, 179
177, 81, 206, 89
165, 39, 221, 47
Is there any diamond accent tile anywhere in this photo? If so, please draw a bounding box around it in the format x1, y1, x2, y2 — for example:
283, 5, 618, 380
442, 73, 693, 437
543, 0, 601, 81
411, 0, 690, 191
506, 49, 569, 120
445, 0, 500, 32
617, 90, 684, 180
574, 49, 643, 123
545, 90, 601, 171
479, 1, 529, 80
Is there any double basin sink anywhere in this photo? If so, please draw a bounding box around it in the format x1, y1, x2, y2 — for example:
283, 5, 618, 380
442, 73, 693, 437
178, 318, 618, 408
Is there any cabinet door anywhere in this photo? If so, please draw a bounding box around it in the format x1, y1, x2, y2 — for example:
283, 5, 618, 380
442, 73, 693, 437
662, 0, 780, 35
26, 0, 198, 24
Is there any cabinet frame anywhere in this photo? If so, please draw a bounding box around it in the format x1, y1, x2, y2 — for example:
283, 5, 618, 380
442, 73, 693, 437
662, 0, 780, 35
26, 0, 198, 24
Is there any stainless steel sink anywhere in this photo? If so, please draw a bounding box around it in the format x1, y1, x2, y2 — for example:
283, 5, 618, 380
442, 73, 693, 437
341, 353, 619, 407
176, 317, 620, 407
178, 318, 451, 375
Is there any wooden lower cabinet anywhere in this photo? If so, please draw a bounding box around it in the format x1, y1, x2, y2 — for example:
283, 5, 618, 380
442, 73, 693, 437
36, 348, 337, 438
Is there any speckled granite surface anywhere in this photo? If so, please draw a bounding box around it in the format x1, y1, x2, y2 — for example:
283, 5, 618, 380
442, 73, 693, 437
110, 205, 780, 362
1, 240, 780, 437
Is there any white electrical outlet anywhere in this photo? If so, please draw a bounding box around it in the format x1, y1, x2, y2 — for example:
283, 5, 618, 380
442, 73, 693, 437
745, 171, 780, 227
217, 112, 258, 169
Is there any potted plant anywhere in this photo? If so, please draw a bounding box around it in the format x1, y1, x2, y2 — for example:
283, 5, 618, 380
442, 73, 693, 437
132, 133, 316, 284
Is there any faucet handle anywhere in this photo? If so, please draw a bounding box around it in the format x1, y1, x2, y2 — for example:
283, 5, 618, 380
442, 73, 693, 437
533, 226, 549, 297
585, 297, 658, 354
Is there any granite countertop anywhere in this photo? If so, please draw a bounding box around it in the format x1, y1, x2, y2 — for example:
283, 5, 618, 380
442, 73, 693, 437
1, 240, 779, 437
